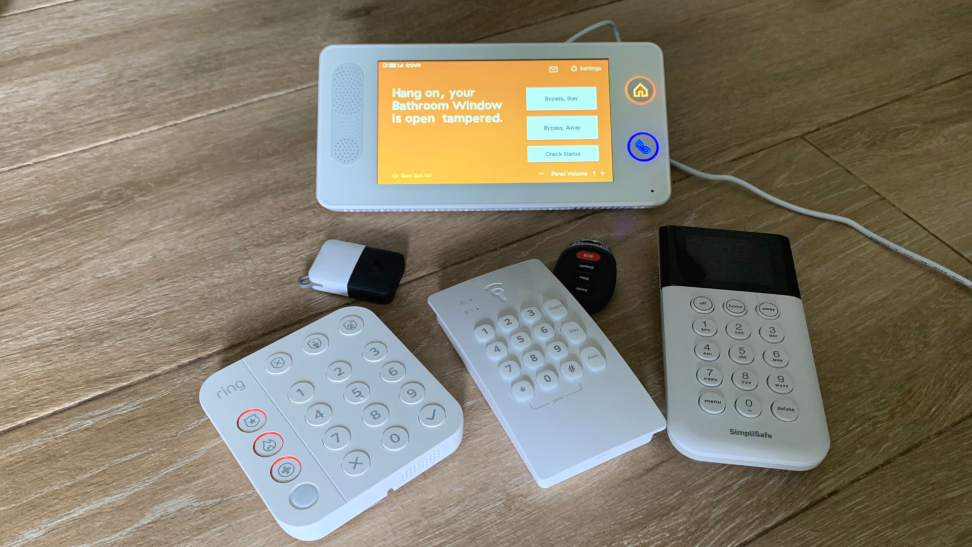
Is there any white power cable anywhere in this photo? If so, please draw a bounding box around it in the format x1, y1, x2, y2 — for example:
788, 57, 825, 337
566, 20, 972, 290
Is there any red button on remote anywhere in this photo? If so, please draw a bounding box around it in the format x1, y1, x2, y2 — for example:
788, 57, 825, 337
576, 251, 601, 262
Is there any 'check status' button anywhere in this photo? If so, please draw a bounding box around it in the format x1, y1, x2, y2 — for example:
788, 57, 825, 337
627, 133, 659, 162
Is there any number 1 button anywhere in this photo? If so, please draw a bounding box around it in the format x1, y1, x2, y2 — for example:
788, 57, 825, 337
419, 404, 445, 427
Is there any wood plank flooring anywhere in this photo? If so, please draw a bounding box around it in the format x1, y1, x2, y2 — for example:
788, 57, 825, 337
1, 0, 971, 544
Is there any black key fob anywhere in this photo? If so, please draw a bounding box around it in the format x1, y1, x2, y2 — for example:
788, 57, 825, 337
553, 240, 617, 313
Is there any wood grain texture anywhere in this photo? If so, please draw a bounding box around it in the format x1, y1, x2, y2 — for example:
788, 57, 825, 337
2, 139, 971, 546
487, 0, 972, 166
750, 416, 972, 547
0, 87, 592, 432
0, 0, 609, 170
808, 74, 972, 260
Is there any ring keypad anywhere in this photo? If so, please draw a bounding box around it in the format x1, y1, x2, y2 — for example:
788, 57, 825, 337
690, 295, 798, 422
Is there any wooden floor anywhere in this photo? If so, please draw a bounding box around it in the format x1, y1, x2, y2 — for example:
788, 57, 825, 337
2, 0, 971, 545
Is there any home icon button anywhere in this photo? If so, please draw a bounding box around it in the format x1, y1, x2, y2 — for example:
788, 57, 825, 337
625, 76, 656, 105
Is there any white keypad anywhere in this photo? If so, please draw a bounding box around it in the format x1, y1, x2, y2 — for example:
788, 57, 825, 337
699, 391, 726, 414
419, 404, 446, 427
759, 324, 785, 344
756, 302, 780, 319
326, 361, 352, 382
725, 321, 751, 340
303, 333, 329, 355
543, 299, 568, 320
344, 382, 370, 404
729, 345, 755, 365
724, 299, 747, 316
400, 382, 425, 404
362, 403, 389, 427
697, 366, 723, 387
771, 399, 799, 422
266, 352, 292, 374
271, 457, 301, 482
522, 349, 545, 370
764, 348, 789, 368
486, 340, 509, 361
323, 426, 350, 450
533, 323, 555, 342
693, 318, 717, 337
305, 403, 332, 426
254, 432, 283, 457
546, 341, 569, 361
362, 342, 387, 362
497, 315, 519, 333
381, 427, 409, 451
536, 369, 560, 391
380, 361, 406, 383
474, 323, 495, 343
735, 395, 762, 418
691, 296, 714, 313
289, 382, 315, 403
509, 331, 531, 351
498, 359, 521, 381
731, 370, 757, 391
694, 341, 719, 361
511, 379, 535, 402
561, 321, 587, 344
520, 307, 542, 325
580, 346, 606, 371
561, 360, 583, 381
342, 451, 370, 476
237, 409, 266, 433
768, 372, 794, 394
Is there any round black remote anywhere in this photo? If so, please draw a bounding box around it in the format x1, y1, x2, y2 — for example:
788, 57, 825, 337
553, 240, 617, 313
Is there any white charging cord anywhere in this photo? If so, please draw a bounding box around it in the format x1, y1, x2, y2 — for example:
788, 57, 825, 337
566, 20, 972, 290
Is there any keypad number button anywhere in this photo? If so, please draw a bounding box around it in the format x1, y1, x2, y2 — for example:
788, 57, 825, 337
697, 366, 723, 387
302, 333, 328, 355
305, 403, 332, 427
326, 361, 352, 382
400, 382, 425, 405
536, 369, 560, 391
380, 362, 406, 383
474, 323, 496, 343
693, 318, 717, 337
486, 341, 509, 361
699, 391, 726, 414
382, 427, 409, 451
580, 347, 607, 372
561, 360, 583, 381
546, 341, 569, 361
288, 382, 315, 404
520, 307, 542, 325
419, 404, 446, 427
724, 299, 747, 316
522, 349, 545, 370
266, 353, 292, 374
726, 321, 751, 340
271, 457, 301, 483
533, 323, 555, 342
764, 348, 790, 368
760, 324, 785, 344
756, 302, 780, 320
561, 321, 587, 344
362, 403, 389, 427
511, 380, 535, 402
254, 432, 283, 457
237, 409, 267, 433
362, 342, 387, 362
499, 359, 521, 381
497, 315, 519, 333
509, 331, 532, 351
342, 451, 370, 476
694, 342, 719, 361
542, 299, 568, 320
768, 372, 794, 394
344, 382, 370, 404
729, 345, 754, 365
771, 399, 799, 422
691, 296, 714, 314
323, 426, 350, 451
735, 396, 762, 418
731, 370, 757, 391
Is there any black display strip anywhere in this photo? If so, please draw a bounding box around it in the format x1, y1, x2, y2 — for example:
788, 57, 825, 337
658, 225, 801, 298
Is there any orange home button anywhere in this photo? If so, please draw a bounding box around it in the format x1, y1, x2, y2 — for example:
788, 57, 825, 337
625, 76, 656, 105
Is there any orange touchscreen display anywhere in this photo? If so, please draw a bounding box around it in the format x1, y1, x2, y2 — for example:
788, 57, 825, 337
377, 59, 613, 184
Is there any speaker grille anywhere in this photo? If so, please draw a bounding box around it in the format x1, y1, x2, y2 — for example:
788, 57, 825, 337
330, 63, 364, 165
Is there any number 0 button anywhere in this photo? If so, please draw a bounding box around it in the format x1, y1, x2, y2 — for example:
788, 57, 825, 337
344, 382, 370, 404
419, 404, 445, 427
400, 382, 425, 404
363, 342, 387, 362
382, 427, 409, 451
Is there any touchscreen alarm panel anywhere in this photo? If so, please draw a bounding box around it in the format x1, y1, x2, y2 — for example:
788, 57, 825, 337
317, 43, 670, 211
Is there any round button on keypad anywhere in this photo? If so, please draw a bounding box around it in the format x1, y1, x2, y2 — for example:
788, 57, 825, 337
382, 427, 409, 451
323, 426, 350, 450
380, 361, 406, 383
498, 315, 519, 333
419, 404, 446, 427
237, 409, 266, 433
302, 333, 328, 355
764, 348, 790, 368
290, 484, 319, 510
735, 396, 762, 418
362, 403, 389, 427
536, 369, 560, 391
691, 296, 714, 314
326, 361, 352, 382
771, 399, 799, 422
756, 302, 780, 320
697, 366, 723, 387
512, 379, 534, 402
499, 359, 520, 381
486, 341, 509, 361
520, 307, 542, 325
362, 342, 387, 362
724, 299, 747, 316
533, 323, 555, 342
693, 318, 717, 337
546, 341, 569, 361
288, 382, 315, 403
400, 382, 425, 405
305, 403, 332, 426
344, 382, 370, 404
561, 360, 582, 381
509, 331, 531, 351
338, 316, 363, 336
342, 451, 370, 476
271, 457, 301, 483
694, 341, 719, 361
254, 432, 283, 457
474, 323, 495, 343
266, 352, 292, 374
699, 391, 726, 414
768, 372, 794, 394
731, 370, 757, 391
726, 321, 751, 340
760, 324, 785, 344
729, 345, 755, 365
522, 349, 545, 370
